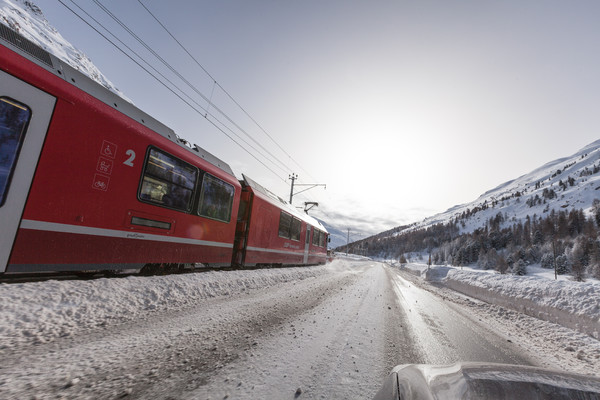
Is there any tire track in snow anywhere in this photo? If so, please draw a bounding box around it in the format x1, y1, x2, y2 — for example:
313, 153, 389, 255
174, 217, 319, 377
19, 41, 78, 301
184, 262, 411, 399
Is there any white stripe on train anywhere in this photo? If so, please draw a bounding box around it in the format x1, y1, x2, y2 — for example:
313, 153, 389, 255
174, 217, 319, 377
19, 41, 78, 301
20, 219, 233, 248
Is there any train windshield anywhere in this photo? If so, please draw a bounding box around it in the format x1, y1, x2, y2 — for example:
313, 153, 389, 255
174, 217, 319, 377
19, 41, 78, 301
0, 97, 31, 207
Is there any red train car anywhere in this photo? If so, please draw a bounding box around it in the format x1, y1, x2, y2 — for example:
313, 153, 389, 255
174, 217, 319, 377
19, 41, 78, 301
0, 25, 240, 274
0, 24, 327, 275
232, 175, 328, 267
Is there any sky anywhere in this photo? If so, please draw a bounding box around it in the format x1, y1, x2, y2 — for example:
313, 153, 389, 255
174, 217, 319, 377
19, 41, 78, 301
32, 0, 600, 239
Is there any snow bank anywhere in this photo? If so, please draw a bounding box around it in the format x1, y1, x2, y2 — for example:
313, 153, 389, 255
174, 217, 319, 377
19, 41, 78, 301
396, 263, 428, 277
442, 270, 600, 339
396, 263, 600, 338
336, 253, 372, 261
0, 264, 334, 348
396, 262, 453, 281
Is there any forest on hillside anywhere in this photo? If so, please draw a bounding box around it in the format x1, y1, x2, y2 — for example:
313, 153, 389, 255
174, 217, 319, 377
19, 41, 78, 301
340, 201, 600, 281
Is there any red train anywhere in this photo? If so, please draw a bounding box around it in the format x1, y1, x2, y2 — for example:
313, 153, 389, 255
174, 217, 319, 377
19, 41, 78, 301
0, 24, 328, 275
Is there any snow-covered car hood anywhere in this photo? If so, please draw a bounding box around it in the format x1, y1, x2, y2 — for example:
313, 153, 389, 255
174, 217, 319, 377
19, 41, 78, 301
373, 362, 600, 399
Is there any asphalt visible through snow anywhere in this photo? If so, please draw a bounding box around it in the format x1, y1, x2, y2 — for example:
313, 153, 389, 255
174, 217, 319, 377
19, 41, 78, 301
389, 269, 531, 366
1, 261, 538, 399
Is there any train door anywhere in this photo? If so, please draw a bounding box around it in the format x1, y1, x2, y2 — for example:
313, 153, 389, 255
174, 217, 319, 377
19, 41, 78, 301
0, 70, 56, 273
232, 190, 253, 266
303, 225, 311, 264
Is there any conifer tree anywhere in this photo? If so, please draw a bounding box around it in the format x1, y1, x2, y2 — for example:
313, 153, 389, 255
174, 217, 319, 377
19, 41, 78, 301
513, 259, 527, 276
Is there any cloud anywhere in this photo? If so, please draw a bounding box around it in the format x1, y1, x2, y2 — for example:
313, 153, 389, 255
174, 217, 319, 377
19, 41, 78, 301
312, 201, 439, 240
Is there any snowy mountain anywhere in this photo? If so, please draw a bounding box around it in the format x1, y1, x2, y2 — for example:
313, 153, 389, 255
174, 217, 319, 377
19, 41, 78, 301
397, 139, 600, 237
0, 0, 129, 101
319, 220, 347, 249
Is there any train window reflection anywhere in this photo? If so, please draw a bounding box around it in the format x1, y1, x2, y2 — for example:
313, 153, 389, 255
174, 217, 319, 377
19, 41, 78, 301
312, 229, 320, 246
290, 217, 301, 241
278, 211, 292, 238
0, 97, 31, 207
139, 147, 197, 212
197, 173, 234, 222
278, 211, 302, 241
312, 229, 326, 247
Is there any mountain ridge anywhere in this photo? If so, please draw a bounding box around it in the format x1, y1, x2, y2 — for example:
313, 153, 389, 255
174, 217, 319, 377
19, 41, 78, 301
381, 138, 600, 242
0, 0, 129, 101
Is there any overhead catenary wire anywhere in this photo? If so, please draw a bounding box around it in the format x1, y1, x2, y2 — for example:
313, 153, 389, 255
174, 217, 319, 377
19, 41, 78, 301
64, 2, 210, 115
62, 0, 289, 179
135, 0, 319, 184
58, 0, 287, 181
93, 0, 300, 180
60, 0, 327, 209
91, 0, 296, 180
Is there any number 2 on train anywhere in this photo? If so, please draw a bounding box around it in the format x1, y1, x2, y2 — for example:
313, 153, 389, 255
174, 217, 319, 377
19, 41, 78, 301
123, 149, 135, 167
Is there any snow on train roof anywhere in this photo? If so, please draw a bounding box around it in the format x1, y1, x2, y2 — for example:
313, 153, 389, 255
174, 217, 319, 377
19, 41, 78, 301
242, 174, 327, 233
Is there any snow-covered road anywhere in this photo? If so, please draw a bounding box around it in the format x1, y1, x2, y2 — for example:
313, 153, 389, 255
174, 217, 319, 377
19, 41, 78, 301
1, 259, 597, 399
390, 272, 531, 366
184, 261, 406, 399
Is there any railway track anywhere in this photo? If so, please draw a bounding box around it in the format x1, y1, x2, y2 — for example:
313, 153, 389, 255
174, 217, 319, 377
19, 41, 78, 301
0, 262, 327, 284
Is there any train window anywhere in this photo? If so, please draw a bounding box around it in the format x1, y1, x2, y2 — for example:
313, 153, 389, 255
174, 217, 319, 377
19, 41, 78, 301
0, 98, 31, 207
320, 232, 327, 248
278, 211, 292, 238
312, 229, 327, 247
290, 217, 301, 241
197, 173, 235, 222
278, 213, 303, 240
138, 147, 197, 212
312, 229, 320, 246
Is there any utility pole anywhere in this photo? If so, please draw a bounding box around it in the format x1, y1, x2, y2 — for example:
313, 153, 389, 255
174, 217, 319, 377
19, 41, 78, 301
289, 173, 298, 204
552, 219, 558, 280
288, 173, 326, 205
552, 236, 558, 280
346, 228, 350, 255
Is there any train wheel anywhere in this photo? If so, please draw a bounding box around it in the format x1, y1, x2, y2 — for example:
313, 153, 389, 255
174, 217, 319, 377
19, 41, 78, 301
140, 263, 159, 276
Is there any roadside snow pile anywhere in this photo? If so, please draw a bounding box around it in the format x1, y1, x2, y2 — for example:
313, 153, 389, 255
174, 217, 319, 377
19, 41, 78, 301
0, 264, 332, 348
337, 254, 372, 261
395, 263, 600, 338
400, 262, 428, 277
442, 269, 600, 339
395, 262, 455, 281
